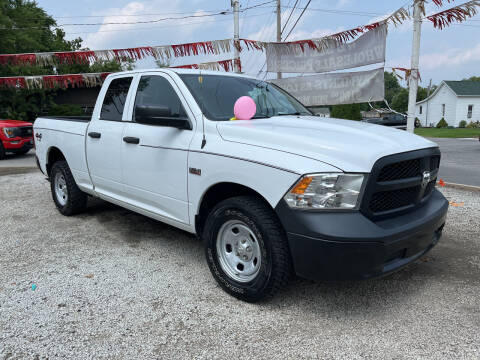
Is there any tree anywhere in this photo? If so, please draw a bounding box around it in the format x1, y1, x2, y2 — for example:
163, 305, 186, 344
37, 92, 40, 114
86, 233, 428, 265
330, 103, 362, 120
0, 0, 123, 120
384, 71, 402, 105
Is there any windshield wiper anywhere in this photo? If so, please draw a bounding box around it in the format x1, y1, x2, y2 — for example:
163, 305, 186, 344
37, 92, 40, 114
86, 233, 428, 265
276, 112, 302, 116
251, 115, 271, 119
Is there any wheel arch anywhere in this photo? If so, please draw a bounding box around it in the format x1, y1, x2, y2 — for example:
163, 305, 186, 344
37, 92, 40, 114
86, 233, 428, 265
46, 146, 67, 177
195, 182, 273, 236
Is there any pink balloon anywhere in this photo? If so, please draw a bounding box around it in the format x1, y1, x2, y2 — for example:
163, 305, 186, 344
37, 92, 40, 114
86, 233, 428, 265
234, 96, 256, 120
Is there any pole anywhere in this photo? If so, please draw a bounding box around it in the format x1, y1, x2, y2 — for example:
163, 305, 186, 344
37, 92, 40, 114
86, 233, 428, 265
276, 0, 282, 79
425, 78, 432, 127
233, 0, 240, 73
406, 0, 422, 133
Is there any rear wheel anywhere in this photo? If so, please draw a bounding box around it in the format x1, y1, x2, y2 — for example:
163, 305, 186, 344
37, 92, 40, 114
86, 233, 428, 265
50, 161, 87, 216
203, 196, 292, 302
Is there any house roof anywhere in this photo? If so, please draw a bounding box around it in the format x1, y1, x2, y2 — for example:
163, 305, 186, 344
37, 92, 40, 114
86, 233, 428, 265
444, 81, 480, 96
416, 80, 480, 105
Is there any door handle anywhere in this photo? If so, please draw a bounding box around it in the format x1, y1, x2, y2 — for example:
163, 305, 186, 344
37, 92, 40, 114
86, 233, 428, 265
88, 132, 101, 139
123, 136, 140, 144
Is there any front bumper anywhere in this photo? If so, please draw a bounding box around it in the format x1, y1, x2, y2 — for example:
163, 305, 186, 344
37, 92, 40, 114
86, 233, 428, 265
275, 189, 449, 281
3, 137, 33, 151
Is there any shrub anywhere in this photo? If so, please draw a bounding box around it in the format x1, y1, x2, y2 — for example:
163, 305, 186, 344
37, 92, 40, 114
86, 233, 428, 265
436, 118, 448, 128
459, 120, 467, 128
466, 121, 479, 129
414, 117, 421, 128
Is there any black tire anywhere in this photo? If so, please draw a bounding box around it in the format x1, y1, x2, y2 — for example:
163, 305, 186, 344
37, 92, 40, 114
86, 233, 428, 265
203, 196, 292, 302
0, 142, 5, 160
50, 161, 87, 216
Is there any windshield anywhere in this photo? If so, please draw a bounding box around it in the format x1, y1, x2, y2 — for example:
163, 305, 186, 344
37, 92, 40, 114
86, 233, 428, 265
179, 74, 312, 121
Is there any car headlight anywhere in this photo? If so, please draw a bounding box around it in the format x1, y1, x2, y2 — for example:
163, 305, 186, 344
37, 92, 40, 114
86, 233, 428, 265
284, 173, 365, 210
3, 127, 21, 138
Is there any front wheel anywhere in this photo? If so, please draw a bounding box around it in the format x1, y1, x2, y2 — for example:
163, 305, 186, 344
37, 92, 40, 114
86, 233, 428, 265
203, 196, 292, 302
50, 161, 87, 216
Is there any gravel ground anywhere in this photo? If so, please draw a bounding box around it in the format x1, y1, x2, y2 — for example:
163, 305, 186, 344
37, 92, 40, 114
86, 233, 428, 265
0, 172, 479, 359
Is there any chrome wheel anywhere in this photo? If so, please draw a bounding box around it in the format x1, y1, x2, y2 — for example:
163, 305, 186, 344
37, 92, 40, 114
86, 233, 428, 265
54, 171, 68, 206
216, 220, 262, 283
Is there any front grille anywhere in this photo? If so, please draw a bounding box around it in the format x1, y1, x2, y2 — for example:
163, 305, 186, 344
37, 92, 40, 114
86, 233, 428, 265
19, 126, 33, 138
369, 186, 420, 213
362, 148, 441, 219
378, 159, 421, 181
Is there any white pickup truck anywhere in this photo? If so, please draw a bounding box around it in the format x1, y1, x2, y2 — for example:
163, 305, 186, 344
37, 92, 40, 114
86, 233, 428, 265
34, 69, 448, 302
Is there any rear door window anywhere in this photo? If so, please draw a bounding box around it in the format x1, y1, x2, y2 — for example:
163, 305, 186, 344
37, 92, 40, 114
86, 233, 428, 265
100, 77, 133, 121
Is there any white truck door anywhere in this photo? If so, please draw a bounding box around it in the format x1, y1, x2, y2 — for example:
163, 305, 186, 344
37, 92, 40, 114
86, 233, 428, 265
86, 76, 134, 199
121, 74, 195, 225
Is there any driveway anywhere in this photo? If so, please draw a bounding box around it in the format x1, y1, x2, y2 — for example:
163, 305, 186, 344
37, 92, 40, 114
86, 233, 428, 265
0, 172, 479, 359
0, 150, 36, 175
432, 137, 480, 187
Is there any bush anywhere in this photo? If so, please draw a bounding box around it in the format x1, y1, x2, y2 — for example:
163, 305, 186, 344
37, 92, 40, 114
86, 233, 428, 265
47, 103, 84, 117
414, 117, 421, 128
466, 121, 479, 129
436, 118, 448, 128
459, 120, 467, 128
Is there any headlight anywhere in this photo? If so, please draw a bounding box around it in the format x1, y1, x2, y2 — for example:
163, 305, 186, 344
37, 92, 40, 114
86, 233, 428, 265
3, 127, 21, 138
284, 173, 365, 210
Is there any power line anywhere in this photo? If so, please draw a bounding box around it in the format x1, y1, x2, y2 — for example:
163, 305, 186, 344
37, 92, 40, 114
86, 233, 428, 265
60, 11, 273, 35
283, 0, 312, 40
281, 0, 299, 35
1, 1, 276, 30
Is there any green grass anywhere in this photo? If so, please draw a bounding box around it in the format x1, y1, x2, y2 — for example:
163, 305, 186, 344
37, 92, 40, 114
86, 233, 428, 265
414, 128, 480, 138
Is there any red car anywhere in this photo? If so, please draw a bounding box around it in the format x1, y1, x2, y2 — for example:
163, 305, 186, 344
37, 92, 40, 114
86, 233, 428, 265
0, 119, 34, 160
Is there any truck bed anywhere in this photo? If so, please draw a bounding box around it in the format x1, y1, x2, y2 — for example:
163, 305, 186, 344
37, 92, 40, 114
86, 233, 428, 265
34, 116, 92, 191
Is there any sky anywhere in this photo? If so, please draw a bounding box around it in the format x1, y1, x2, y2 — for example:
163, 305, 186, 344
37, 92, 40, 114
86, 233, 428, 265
35, 0, 480, 86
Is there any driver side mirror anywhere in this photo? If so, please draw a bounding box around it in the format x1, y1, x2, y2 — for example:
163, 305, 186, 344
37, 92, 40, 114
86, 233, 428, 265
135, 105, 191, 130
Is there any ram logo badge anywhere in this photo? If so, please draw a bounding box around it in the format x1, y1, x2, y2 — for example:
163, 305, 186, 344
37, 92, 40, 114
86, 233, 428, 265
422, 171, 432, 189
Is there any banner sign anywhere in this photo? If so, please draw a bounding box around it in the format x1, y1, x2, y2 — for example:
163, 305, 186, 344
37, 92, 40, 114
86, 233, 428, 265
266, 24, 387, 73
271, 68, 385, 106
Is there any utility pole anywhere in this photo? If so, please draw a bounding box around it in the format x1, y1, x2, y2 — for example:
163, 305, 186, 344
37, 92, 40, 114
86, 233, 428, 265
232, 0, 240, 73
406, 0, 422, 133
276, 0, 282, 79
425, 78, 432, 127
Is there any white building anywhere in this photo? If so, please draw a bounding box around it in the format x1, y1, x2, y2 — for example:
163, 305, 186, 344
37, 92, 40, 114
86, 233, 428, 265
415, 81, 480, 127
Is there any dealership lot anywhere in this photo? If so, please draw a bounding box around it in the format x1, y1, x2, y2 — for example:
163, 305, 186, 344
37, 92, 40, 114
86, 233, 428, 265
0, 172, 479, 359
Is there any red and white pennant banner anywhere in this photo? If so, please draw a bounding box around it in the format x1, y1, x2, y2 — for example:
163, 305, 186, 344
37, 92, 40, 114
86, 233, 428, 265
427, 0, 480, 29
0, 39, 233, 67
0, 72, 111, 90
173, 58, 241, 72
0, 58, 242, 89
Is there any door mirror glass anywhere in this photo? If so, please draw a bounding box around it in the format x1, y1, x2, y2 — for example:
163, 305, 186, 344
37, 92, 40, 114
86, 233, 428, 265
135, 105, 191, 129
134, 75, 191, 130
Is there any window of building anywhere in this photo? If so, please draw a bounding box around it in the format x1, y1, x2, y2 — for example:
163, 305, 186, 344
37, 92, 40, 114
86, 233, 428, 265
468, 105, 473, 119
100, 77, 133, 121
442, 104, 445, 117
419, 106, 423, 114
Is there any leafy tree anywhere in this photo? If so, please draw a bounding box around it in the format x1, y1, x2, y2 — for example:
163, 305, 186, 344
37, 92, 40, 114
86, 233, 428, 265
330, 103, 362, 120
391, 88, 409, 113
0, 0, 123, 120
384, 71, 402, 105
464, 76, 480, 81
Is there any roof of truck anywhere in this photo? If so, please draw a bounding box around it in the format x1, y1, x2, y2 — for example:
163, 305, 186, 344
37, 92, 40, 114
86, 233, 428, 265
106, 68, 258, 80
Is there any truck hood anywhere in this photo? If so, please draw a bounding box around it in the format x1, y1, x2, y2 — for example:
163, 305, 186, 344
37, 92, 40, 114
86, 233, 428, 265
0, 119, 33, 127
217, 116, 437, 173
